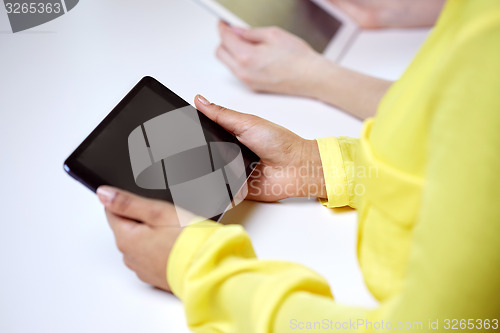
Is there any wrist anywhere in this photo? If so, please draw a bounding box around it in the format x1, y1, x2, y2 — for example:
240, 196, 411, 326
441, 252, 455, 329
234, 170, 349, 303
302, 56, 338, 101
295, 139, 327, 198
307, 59, 345, 107
308, 62, 392, 119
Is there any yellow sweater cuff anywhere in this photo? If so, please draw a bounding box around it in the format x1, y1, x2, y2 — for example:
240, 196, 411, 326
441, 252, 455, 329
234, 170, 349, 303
315, 137, 349, 208
167, 220, 222, 298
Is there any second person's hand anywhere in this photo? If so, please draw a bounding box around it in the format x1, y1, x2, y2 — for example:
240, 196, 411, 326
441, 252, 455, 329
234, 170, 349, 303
195, 95, 327, 202
216, 21, 328, 99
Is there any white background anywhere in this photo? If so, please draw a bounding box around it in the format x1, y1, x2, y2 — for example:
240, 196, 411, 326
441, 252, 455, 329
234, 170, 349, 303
0, 1, 429, 332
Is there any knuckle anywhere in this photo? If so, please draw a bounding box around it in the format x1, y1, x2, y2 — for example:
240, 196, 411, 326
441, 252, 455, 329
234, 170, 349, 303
113, 192, 132, 213
237, 70, 253, 84
237, 53, 253, 67
215, 46, 223, 59
136, 273, 148, 284
123, 256, 134, 270
268, 26, 281, 37
247, 84, 260, 93
241, 77, 261, 91
219, 26, 228, 39
148, 204, 165, 222
237, 71, 250, 83
213, 105, 230, 124
116, 238, 129, 253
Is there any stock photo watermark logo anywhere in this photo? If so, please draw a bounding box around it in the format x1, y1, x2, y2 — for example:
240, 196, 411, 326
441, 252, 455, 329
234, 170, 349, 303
3, 0, 79, 33
128, 106, 248, 226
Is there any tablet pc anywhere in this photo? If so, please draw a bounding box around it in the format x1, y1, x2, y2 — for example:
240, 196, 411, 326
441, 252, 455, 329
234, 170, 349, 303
64, 76, 260, 223
193, 0, 359, 60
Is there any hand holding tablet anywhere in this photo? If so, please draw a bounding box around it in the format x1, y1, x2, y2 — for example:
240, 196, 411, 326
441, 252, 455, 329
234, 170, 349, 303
64, 76, 327, 224
193, 0, 359, 60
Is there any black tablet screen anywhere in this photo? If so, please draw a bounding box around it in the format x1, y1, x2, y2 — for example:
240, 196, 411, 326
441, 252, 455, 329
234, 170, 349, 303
66, 77, 259, 221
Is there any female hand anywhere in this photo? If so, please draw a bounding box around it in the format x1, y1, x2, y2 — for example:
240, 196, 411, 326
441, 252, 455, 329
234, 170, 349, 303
97, 186, 199, 292
328, 0, 446, 29
216, 21, 328, 98
195, 95, 326, 202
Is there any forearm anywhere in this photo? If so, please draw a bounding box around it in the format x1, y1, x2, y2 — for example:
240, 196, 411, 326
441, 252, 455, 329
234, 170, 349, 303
307, 58, 392, 120
377, 0, 446, 29
329, 0, 446, 29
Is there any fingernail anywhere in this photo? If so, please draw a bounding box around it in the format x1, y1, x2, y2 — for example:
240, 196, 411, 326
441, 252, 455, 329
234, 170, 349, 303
97, 186, 116, 205
231, 26, 245, 36
197, 95, 210, 106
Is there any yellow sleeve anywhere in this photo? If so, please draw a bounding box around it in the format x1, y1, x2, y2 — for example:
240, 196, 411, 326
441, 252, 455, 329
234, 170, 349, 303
168, 221, 369, 333
278, 24, 500, 330
315, 136, 361, 209
372, 16, 500, 325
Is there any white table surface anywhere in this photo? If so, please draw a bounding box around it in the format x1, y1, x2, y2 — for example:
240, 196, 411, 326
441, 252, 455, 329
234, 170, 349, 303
0, 1, 429, 332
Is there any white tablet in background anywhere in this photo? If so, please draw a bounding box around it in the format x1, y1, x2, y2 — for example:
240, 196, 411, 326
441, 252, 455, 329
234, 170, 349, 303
193, 0, 360, 61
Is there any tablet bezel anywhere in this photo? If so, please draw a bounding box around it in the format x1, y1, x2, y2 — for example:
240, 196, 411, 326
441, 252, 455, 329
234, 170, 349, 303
64, 76, 260, 221
312, 0, 360, 60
